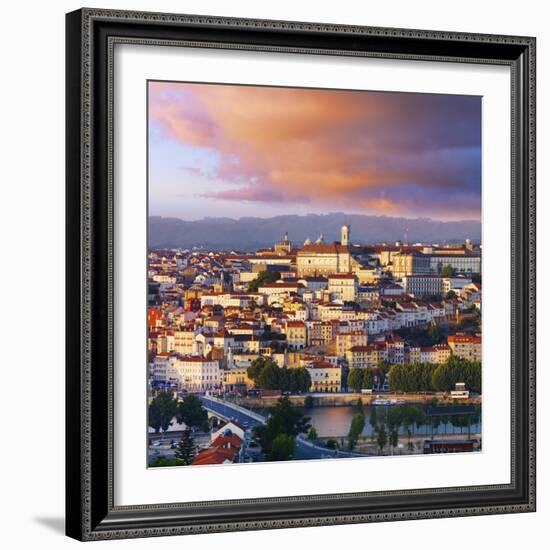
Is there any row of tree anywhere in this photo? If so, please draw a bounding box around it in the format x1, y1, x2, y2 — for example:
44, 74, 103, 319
343, 399, 481, 455
388, 356, 482, 393
247, 357, 311, 393
347, 367, 374, 393
149, 392, 209, 433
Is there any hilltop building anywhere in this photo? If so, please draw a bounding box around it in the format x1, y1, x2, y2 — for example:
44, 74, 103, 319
296, 225, 358, 277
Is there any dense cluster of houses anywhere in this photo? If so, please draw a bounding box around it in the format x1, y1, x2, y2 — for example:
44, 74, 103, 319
148, 227, 482, 394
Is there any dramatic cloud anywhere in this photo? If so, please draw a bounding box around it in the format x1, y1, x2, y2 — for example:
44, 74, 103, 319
149, 81, 481, 220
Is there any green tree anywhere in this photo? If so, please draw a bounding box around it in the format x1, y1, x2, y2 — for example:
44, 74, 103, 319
177, 394, 208, 429
376, 424, 388, 454
369, 405, 378, 435
247, 357, 267, 384
268, 434, 296, 461
432, 355, 482, 393
149, 391, 177, 433
248, 358, 311, 393
253, 397, 310, 457
151, 457, 186, 468
441, 264, 455, 277
348, 410, 366, 451
375, 360, 390, 388
348, 367, 365, 393
258, 361, 283, 390
248, 270, 281, 292
362, 368, 374, 390
289, 368, 312, 393
307, 426, 318, 440
326, 438, 339, 450
174, 429, 197, 465
389, 428, 399, 454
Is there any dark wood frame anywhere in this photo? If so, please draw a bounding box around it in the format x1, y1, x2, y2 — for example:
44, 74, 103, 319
66, 8, 536, 541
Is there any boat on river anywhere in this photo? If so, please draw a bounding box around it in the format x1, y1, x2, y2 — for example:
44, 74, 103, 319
372, 397, 406, 406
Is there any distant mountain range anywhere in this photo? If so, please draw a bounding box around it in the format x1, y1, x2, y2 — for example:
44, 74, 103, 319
148, 213, 481, 250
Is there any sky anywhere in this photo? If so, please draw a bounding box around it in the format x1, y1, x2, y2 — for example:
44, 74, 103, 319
148, 81, 481, 222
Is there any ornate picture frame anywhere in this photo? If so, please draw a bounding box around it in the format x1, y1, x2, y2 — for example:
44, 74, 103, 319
66, 8, 536, 541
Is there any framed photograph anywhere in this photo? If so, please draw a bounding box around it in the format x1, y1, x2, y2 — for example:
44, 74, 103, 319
66, 8, 536, 541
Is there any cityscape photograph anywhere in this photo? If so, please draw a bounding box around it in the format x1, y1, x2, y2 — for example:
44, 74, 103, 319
147, 81, 482, 467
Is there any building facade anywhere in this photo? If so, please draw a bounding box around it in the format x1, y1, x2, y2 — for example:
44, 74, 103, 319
447, 332, 482, 361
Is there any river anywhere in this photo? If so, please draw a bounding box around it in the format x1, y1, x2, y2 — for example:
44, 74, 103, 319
302, 405, 482, 438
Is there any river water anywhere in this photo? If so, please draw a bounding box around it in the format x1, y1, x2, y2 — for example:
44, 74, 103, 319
302, 405, 481, 438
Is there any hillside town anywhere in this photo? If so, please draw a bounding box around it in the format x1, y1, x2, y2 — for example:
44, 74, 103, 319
147, 225, 482, 466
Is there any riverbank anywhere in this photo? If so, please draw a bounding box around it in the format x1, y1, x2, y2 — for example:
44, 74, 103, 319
316, 432, 482, 457
233, 392, 481, 408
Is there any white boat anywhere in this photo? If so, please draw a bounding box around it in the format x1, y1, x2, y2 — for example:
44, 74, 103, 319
372, 398, 405, 406
372, 398, 392, 406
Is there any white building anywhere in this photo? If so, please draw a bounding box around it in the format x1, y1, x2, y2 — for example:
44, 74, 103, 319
173, 356, 221, 391
328, 273, 358, 302
442, 276, 473, 294
400, 275, 443, 297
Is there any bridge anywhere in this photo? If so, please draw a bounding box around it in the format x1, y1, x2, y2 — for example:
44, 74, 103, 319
200, 396, 371, 461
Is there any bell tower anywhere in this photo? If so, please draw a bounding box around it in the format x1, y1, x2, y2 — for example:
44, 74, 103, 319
341, 224, 350, 246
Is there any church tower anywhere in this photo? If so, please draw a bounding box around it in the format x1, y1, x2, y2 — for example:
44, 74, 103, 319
341, 225, 350, 246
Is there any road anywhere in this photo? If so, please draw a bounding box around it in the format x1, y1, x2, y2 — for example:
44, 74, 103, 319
200, 396, 370, 461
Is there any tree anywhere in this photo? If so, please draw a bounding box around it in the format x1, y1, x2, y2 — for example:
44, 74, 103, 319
348, 410, 366, 451
258, 361, 283, 390
326, 438, 339, 450
348, 367, 364, 393
149, 391, 177, 433
362, 368, 374, 390
441, 264, 455, 277
375, 360, 390, 388
253, 397, 310, 457
248, 270, 281, 292
247, 357, 267, 384
307, 426, 318, 440
289, 368, 312, 393
369, 405, 378, 435
432, 356, 482, 393
151, 457, 186, 468
174, 429, 197, 465
389, 428, 399, 455
376, 424, 388, 454
268, 434, 296, 461
247, 358, 311, 393
177, 394, 208, 429
304, 395, 314, 409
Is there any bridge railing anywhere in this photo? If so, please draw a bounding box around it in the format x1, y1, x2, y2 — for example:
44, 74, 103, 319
201, 396, 266, 423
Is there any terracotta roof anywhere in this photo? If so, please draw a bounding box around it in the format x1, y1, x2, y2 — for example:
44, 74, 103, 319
349, 344, 385, 352
211, 434, 243, 449
299, 243, 349, 254
328, 273, 356, 279
260, 283, 304, 289
448, 333, 482, 344
191, 446, 239, 465
286, 321, 306, 328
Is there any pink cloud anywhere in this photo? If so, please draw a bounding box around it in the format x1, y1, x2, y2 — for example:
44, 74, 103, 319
149, 81, 481, 219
